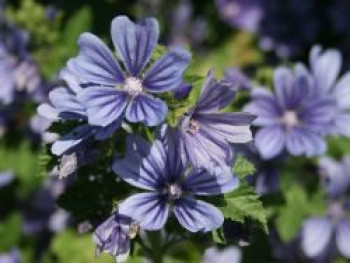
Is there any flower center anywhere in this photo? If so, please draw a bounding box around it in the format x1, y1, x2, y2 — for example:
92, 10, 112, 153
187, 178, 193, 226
124, 77, 143, 96
282, 110, 299, 128
167, 183, 182, 200
187, 119, 200, 135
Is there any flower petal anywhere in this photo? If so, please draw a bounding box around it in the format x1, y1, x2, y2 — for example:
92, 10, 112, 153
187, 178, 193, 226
336, 218, 350, 258
182, 167, 239, 195
37, 103, 59, 120
195, 70, 236, 113
334, 72, 350, 110
196, 112, 255, 143
244, 88, 281, 126
51, 125, 94, 156
333, 113, 350, 137
301, 217, 332, 258
78, 86, 128, 127
286, 127, 326, 157
142, 47, 191, 93
311, 47, 342, 93
111, 16, 159, 76
255, 126, 285, 159
174, 198, 223, 232
67, 33, 124, 85
112, 140, 167, 191
49, 87, 86, 119
273, 66, 294, 108
118, 193, 169, 230
125, 93, 167, 126
94, 119, 122, 140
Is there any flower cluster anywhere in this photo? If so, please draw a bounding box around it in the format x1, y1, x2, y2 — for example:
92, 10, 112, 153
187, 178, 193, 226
38, 15, 255, 262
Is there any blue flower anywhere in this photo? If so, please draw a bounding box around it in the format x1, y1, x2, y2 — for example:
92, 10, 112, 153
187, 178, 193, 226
179, 70, 255, 169
38, 70, 120, 156
318, 156, 350, 199
301, 206, 350, 259
0, 248, 21, 263
245, 64, 337, 159
112, 128, 239, 232
67, 16, 191, 127
0, 21, 41, 105
92, 213, 138, 262
309, 45, 350, 137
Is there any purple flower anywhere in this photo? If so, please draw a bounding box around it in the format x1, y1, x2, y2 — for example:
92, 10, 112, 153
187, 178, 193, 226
244, 64, 337, 159
203, 246, 241, 263
67, 16, 191, 127
38, 70, 120, 156
179, 70, 255, 169
301, 202, 350, 259
215, 0, 263, 32
92, 213, 138, 262
309, 45, 350, 137
0, 248, 21, 263
318, 156, 350, 199
0, 21, 41, 105
112, 128, 239, 232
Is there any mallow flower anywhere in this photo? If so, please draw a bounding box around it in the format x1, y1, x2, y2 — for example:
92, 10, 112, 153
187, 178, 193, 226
309, 45, 350, 137
67, 15, 191, 127
0, 248, 21, 263
112, 127, 239, 232
179, 70, 255, 169
38, 70, 120, 156
244, 64, 336, 159
318, 156, 350, 199
0, 20, 41, 105
301, 203, 350, 259
92, 213, 139, 263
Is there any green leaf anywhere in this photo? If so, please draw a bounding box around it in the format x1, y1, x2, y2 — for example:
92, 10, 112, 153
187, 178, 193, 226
0, 213, 22, 251
212, 182, 268, 233
0, 141, 41, 195
62, 7, 93, 49
51, 230, 113, 263
275, 184, 326, 242
233, 156, 256, 179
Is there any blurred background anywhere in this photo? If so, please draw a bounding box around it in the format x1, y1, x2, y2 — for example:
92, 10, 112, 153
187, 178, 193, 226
1, 0, 350, 262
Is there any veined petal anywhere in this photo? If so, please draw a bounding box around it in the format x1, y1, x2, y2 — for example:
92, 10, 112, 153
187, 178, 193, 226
37, 103, 59, 120
125, 93, 167, 126
112, 140, 167, 190
78, 86, 128, 127
111, 16, 159, 76
311, 47, 342, 93
255, 126, 285, 159
67, 33, 124, 85
286, 127, 326, 157
142, 47, 191, 93
51, 125, 94, 156
195, 70, 236, 113
336, 218, 350, 258
49, 87, 86, 118
301, 217, 333, 258
118, 193, 169, 230
273, 66, 294, 108
182, 167, 239, 195
94, 118, 122, 140
173, 198, 223, 232
244, 88, 281, 126
196, 112, 255, 143
334, 72, 350, 110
